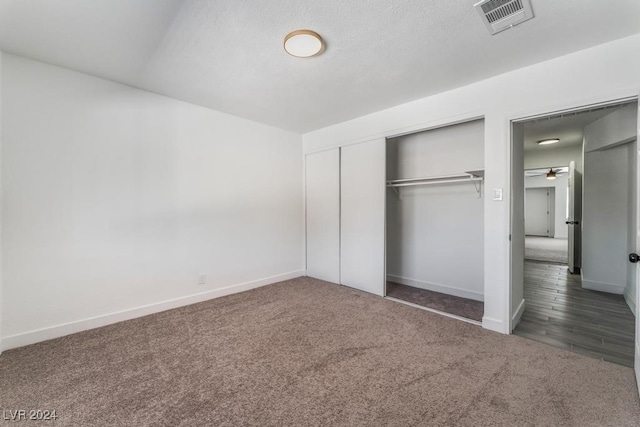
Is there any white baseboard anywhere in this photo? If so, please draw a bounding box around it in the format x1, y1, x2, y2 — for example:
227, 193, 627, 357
581, 279, 625, 295
387, 274, 483, 302
482, 316, 507, 334
623, 291, 636, 316
0, 270, 305, 352
511, 298, 526, 331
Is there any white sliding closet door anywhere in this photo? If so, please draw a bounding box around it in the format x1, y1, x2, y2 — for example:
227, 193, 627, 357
306, 149, 340, 283
340, 139, 386, 296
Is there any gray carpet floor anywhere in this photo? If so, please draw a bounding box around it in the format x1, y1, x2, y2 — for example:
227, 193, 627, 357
1, 276, 639, 426
525, 236, 569, 264
386, 282, 484, 322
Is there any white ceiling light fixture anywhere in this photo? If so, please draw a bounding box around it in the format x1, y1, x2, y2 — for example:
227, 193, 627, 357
537, 138, 560, 145
284, 30, 324, 58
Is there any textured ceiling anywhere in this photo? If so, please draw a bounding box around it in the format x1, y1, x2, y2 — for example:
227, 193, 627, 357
0, 0, 639, 132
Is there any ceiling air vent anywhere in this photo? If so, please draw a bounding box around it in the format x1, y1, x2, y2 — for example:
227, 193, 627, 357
474, 0, 534, 35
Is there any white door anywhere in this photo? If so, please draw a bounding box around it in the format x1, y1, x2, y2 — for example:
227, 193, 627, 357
525, 188, 550, 236
340, 139, 386, 296
305, 149, 340, 283
634, 107, 640, 394
567, 160, 581, 274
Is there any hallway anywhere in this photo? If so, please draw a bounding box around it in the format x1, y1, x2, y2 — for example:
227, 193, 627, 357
514, 261, 635, 367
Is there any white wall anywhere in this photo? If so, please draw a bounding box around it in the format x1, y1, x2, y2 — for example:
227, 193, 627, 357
584, 104, 638, 153
584, 104, 638, 300
582, 104, 638, 296
582, 143, 631, 294
303, 34, 640, 333
0, 54, 304, 348
525, 174, 568, 238
386, 120, 484, 301
0, 51, 3, 354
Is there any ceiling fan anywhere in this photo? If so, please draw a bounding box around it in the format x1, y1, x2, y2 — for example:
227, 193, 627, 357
525, 167, 567, 180
545, 168, 561, 180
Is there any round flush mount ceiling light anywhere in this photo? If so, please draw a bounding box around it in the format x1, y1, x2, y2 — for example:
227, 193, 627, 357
284, 30, 323, 58
537, 138, 560, 145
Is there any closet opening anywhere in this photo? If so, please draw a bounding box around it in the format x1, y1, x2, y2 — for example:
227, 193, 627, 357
384, 119, 485, 324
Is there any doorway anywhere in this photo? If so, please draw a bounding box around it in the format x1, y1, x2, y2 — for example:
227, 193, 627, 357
523, 168, 567, 263
524, 182, 569, 264
511, 100, 638, 369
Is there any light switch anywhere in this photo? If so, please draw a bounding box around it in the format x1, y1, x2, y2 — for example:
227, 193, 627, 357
493, 188, 503, 201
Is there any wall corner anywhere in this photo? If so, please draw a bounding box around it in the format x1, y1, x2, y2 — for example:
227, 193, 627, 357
482, 316, 509, 334
0, 49, 4, 355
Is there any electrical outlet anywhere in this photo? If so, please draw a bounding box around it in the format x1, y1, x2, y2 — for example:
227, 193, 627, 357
198, 274, 207, 285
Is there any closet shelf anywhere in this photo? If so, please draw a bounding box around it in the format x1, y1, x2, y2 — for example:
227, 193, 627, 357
386, 170, 484, 198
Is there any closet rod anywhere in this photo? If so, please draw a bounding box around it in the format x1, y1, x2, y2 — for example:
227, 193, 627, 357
387, 177, 482, 188
386, 173, 475, 185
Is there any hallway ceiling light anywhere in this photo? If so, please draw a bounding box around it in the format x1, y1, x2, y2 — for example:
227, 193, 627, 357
284, 30, 324, 58
546, 168, 557, 180
538, 138, 560, 145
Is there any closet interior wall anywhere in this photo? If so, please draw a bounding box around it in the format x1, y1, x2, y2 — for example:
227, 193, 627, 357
386, 120, 485, 301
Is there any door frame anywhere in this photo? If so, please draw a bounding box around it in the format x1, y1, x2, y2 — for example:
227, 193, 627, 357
508, 95, 639, 333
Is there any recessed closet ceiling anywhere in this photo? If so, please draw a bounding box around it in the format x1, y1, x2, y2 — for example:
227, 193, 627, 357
0, 0, 638, 133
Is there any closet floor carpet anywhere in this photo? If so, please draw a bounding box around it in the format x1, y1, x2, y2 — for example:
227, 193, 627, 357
1, 276, 639, 426
386, 282, 484, 322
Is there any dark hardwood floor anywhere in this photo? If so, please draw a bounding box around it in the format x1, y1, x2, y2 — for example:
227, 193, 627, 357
514, 260, 636, 367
